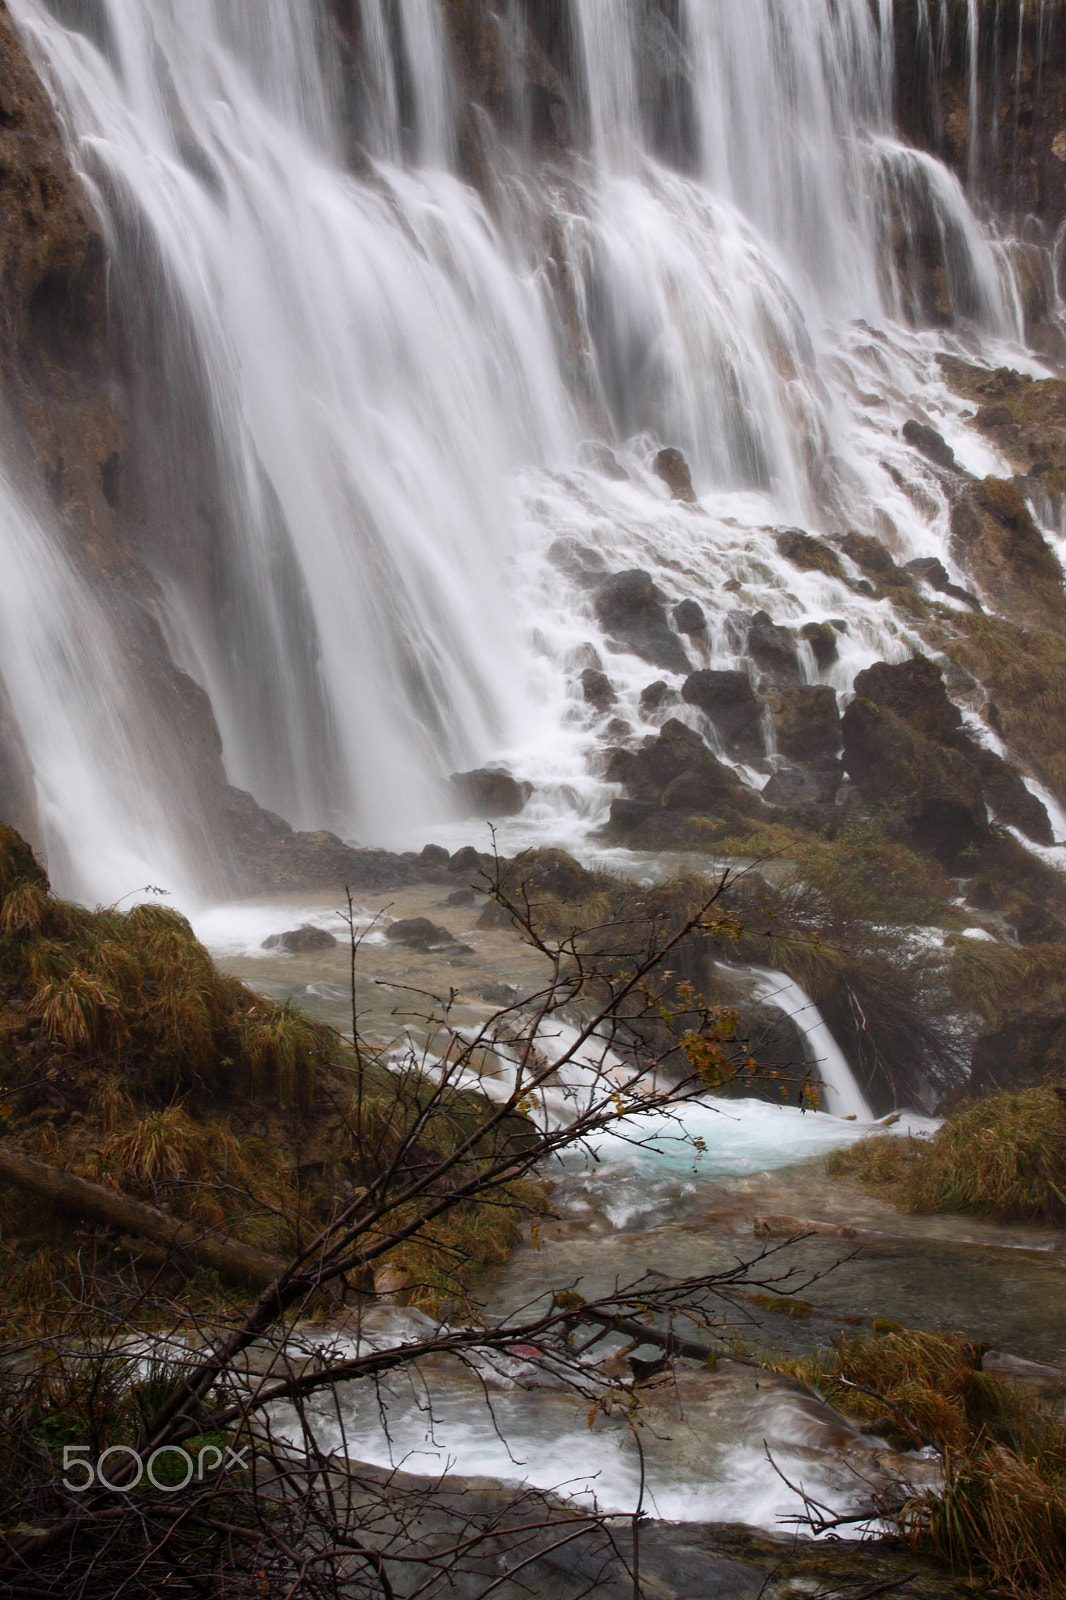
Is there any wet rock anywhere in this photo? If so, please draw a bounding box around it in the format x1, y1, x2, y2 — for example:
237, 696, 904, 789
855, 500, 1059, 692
576, 439, 629, 479
593, 569, 691, 673
853, 657, 964, 744
672, 598, 706, 636
386, 917, 456, 949
604, 720, 764, 841
840, 530, 914, 591
605, 717, 632, 738
222, 787, 424, 893
849, 656, 1053, 848
546, 537, 608, 586
580, 667, 616, 712
262, 924, 338, 954
653, 445, 697, 503
477, 982, 519, 1006
444, 887, 476, 906
606, 797, 661, 836
902, 417, 957, 471
774, 529, 846, 581
969, 1003, 1066, 1096
762, 765, 842, 809
950, 476, 1066, 633
419, 843, 451, 870
904, 556, 982, 610
497, 848, 602, 903
842, 695, 988, 863
747, 611, 800, 683
940, 356, 1066, 484
451, 767, 532, 818
770, 685, 841, 764
639, 679, 679, 717
659, 764, 748, 814
448, 846, 484, 875
972, 746, 1054, 845
681, 670, 763, 757
799, 620, 839, 668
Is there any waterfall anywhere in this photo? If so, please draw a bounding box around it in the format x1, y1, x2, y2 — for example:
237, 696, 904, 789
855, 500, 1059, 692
0, 0, 1040, 898
749, 970, 875, 1122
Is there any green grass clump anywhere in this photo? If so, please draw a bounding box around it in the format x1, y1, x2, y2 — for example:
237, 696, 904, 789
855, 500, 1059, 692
829, 1084, 1066, 1221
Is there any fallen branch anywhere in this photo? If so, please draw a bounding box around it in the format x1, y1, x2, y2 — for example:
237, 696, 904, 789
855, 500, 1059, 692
0, 1141, 283, 1290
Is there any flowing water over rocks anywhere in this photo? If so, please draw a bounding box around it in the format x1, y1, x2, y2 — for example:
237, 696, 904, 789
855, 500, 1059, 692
1, 1, 1066, 1582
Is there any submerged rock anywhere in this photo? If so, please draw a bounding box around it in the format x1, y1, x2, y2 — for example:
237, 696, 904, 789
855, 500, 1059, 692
593, 569, 691, 673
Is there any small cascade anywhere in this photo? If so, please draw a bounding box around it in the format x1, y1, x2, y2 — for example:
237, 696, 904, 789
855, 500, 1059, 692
749, 969, 875, 1122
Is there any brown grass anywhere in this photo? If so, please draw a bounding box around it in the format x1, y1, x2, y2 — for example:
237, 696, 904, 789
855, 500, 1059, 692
828, 1084, 1066, 1221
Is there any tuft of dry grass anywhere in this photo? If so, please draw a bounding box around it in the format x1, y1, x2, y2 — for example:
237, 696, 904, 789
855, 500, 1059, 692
829, 1084, 1066, 1221
776, 1325, 1066, 1596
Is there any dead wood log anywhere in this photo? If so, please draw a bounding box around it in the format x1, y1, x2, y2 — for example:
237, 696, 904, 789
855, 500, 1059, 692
0, 1141, 283, 1290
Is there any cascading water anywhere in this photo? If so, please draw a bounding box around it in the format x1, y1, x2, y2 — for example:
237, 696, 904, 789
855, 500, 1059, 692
3, 0, 1042, 895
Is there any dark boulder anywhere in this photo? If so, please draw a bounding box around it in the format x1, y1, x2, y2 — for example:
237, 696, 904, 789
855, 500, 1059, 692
904, 556, 982, 610
653, 446, 697, 503
673, 599, 706, 636
448, 846, 484, 875
747, 611, 800, 682
593, 569, 691, 674
580, 667, 617, 712
840, 531, 914, 590
451, 767, 532, 818
386, 917, 456, 949
850, 657, 1053, 848
902, 418, 956, 471
972, 747, 1055, 845
799, 620, 839, 668
852, 657, 963, 745
681, 670, 763, 756
639, 679, 679, 717
842, 696, 988, 862
262, 924, 339, 954
419, 843, 451, 870
659, 764, 747, 814
606, 797, 661, 836
762, 764, 842, 809
498, 848, 602, 902
771, 685, 842, 764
